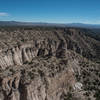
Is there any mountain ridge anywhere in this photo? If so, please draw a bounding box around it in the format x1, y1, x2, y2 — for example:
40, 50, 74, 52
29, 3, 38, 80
1, 21, 100, 28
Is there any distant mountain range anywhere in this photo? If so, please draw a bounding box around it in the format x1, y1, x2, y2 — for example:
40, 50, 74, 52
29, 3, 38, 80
0, 21, 100, 28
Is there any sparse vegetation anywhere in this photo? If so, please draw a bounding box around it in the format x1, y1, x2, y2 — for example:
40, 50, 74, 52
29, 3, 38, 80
0, 26, 99, 100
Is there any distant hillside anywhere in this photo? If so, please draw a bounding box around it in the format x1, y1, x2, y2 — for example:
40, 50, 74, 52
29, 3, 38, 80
0, 21, 100, 28
66, 23, 100, 29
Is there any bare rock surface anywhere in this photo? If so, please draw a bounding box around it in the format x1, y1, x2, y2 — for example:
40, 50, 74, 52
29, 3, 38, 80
0, 27, 100, 100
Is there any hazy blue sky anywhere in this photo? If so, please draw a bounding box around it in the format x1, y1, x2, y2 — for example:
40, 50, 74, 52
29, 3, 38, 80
0, 0, 100, 24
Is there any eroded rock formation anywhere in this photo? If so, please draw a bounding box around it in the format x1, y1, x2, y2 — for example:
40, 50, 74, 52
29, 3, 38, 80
0, 27, 100, 100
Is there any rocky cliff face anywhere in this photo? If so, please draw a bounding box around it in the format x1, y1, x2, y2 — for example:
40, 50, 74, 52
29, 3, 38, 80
0, 56, 76, 100
0, 41, 55, 69
0, 27, 100, 100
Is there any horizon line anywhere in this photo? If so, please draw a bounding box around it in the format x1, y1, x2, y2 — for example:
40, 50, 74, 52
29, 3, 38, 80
0, 20, 100, 25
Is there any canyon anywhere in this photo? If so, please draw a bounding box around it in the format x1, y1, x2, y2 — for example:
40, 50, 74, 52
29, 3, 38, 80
0, 26, 100, 100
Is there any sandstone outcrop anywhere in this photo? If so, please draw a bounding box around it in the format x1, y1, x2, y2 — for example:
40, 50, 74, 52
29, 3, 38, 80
0, 27, 100, 100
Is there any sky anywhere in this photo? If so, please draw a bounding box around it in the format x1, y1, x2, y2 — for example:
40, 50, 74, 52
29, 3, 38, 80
0, 0, 100, 24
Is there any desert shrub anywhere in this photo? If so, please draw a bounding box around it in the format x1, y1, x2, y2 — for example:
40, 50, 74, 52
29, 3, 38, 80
94, 90, 100, 100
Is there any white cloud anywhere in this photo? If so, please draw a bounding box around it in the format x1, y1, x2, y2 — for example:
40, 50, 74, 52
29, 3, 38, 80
0, 12, 8, 16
